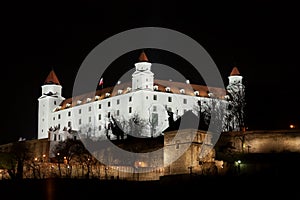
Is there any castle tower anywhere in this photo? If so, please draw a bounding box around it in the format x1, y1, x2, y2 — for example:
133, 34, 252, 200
228, 66, 243, 86
227, 66, 245, 100
38, 69, 65, 139
226, 66, 245, 131
132, 51, 154, 91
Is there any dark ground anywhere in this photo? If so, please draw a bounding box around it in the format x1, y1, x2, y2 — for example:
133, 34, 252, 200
1, 174, 299, 199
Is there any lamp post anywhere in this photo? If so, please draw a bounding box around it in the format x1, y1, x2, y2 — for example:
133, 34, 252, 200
237, 160, 241, 175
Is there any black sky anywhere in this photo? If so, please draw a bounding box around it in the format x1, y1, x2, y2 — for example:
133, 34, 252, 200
1, 0, 300, 144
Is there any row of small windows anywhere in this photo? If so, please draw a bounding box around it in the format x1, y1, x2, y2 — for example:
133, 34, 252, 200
77, 107, 132, 125
53, 107, 188, 131
53, 95, 188, 120
57, 106, 132, 127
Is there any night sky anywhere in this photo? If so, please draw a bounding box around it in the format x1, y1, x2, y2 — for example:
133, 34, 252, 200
1, 0, 299, 144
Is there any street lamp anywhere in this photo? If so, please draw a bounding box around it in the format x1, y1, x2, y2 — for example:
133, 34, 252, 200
290, 124, 295, 129
237, 160, 241, 175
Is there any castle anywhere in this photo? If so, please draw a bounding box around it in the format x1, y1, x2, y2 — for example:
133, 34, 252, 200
3, 52, 300, 180
38, 51, 245, 143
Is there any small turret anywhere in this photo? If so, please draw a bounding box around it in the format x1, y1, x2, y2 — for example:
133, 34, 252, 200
42, 70, 62, 96
228, 66, 243, 85
132, 51, 154, 91
38, 69, 65, 139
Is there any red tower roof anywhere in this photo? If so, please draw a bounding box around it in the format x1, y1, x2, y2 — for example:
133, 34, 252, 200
139, 51, 149, 62
44, 70, 61, 85
230, 67, 240, 76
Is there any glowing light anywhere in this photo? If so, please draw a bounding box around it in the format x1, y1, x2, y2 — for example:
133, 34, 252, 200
237, 160, 241, 164
290, 124, 295, 129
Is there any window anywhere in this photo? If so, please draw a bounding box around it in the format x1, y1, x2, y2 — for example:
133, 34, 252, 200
183, 99, 187, 104
79, 119, 82, 125
99, 104, 101, 109
194, 91, 199, 96
153, 95, 157, 100
117, 110, 120, 116
117, 99, 120, 105
58, 114, 61, 119
68, 121, 71, 127
175, 140, 180, 149
108, 102, 111, 107
54, 134, 57, 141
153, 106, 157, 112
108, 112, 111, 118
98, 114, 101, 120
58, 135, 61, 141
168, 96, 172, 102
129, 96, 132, 102
153, 85, 158, 90
86, 97, 91, 102
105, 93, 110, 97
89, 116, 91, 122
88, 106, 91, 112
53, 117, 55, 121
68, 111, 71, 116
180, 89, 185, 94
79, 109, 81, 114
99, 125, 102, 131
54, 101, 56, 105
165, 87, 171, 92
129, 107, 132, 113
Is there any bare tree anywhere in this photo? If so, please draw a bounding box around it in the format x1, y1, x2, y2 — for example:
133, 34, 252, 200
8, 141, 32, 180
0, 152, 17, 180
106, 113, 147, 139
127, 113, 148, 137
52, 138, 82, 177
194, 99, 211, 131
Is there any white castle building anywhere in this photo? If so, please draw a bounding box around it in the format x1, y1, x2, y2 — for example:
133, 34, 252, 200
38, 51, 245, 142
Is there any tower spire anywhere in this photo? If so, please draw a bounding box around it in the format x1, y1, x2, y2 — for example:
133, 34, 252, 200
139, 51, 149, 62
44, 69, 61, 85
230, 66, 240, 76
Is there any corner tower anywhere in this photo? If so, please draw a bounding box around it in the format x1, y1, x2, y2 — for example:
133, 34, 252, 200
226, 66, 246, 131
228, 66, 243, 86
38, 69, 65, 139
132, 51, 154, 91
